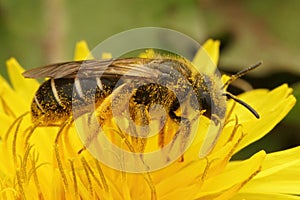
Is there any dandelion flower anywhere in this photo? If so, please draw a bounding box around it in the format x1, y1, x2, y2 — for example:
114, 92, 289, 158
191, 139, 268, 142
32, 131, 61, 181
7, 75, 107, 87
0, 40, 299, 200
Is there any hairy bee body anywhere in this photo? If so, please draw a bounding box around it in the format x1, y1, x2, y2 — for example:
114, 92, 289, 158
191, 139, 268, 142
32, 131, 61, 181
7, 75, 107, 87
24, 58, 223, 127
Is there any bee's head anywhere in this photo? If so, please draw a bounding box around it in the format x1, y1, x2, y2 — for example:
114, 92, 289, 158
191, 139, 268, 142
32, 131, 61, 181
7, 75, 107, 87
191, 74, 226, 125
191, 61, 262, 123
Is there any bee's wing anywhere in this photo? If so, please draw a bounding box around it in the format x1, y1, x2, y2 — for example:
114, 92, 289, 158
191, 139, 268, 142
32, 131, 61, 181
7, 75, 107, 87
22, 60, 89, 79
22, 58, 166, 79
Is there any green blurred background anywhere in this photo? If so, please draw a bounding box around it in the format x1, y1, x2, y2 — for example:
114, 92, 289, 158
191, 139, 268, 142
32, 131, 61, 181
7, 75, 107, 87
0, 0, 299, 159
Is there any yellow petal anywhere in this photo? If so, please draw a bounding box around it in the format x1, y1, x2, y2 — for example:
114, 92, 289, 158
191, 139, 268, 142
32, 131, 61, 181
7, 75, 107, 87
240, 165, 300, 195
74, 40, 94, 61
156, 161, 205, 197
237, 146, 300, 195
192, 39, 220, 75
0, 75, 28, 117
221, 74, 231, 85
258, 146, 300, 177
159, 184, 202, 200
6, 58, 39, 105
232, 193, 300, 200
232, 84, 296, 152
196, 150, 266, 199
0, 113, 13, 136
101, 52, 112, 59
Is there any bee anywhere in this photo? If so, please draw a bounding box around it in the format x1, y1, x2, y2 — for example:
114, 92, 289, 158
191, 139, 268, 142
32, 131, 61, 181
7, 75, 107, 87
23, 57, 260, 155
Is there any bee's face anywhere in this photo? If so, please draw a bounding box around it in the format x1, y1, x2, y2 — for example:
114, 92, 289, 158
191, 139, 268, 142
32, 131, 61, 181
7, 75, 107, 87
189, 73, 226, 125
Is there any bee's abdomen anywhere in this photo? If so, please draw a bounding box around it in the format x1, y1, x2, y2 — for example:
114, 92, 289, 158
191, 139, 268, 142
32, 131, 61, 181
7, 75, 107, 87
31, 79, 68, 124
31, 77, 117, 125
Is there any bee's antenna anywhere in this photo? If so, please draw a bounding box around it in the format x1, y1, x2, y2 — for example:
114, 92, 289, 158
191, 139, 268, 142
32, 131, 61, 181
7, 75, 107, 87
223, 92, 260, 119
222, 61, 262, 89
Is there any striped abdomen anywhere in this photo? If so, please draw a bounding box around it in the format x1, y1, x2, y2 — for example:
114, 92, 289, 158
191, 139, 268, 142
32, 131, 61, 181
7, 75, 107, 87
31, 77, 118, 125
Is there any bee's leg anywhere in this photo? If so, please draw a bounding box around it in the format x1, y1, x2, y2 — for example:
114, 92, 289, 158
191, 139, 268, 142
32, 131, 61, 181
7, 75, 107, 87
158, 118, 166, 148
129, 103, 150, 153
158, 98, 179, 149
169, 111, 190, 162
126, 102, 152, 171
166, 99, 192, 162
77, 112, 102, 154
